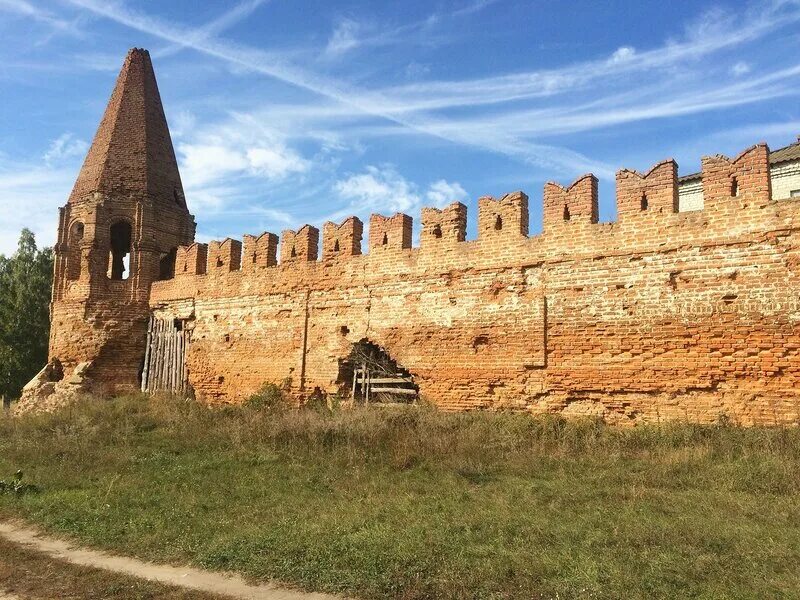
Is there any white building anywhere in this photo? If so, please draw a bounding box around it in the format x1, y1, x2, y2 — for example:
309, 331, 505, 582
678, 136, 800, 212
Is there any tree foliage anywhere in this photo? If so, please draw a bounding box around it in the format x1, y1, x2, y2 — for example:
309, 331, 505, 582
0, 229, 53, 400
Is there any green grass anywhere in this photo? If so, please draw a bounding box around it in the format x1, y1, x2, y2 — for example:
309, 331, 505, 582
1, 396, 799, 599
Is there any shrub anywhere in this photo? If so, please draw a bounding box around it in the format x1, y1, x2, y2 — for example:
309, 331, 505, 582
244, 382, 287, 411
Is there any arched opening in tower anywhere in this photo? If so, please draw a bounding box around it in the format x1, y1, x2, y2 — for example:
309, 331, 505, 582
108, 220, 132, 280
337, 339, 418, 404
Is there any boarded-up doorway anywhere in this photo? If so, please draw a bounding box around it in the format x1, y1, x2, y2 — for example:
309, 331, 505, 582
141, 316, 191, 394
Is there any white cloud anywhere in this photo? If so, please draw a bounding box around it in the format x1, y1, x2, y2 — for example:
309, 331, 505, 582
426, 180, 467, 207
324, 18, 361, 57
731, 61, 751, 76
335, 165, 420, 214
178, 142, 308, 189
246, 147, 309, 179
610, 46, 636, 64
43, 133, 88, 165
334, 166, 467, 217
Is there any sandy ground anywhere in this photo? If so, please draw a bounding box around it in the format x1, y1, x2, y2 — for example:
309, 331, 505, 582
0, 521, 341, 600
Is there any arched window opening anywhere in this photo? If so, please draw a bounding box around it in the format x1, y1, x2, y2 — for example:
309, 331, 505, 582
640, 192, 649, 211
290, 245, 297, 258
563, 204, 571, 221
337, 339, 418, 404
334, 239, 340, 252
66, 221, 84, 281
494, 215, 503, 230
381, 232, 388, 246
158, 247, 177, 280
432, 224, 442, 239
108, 221, 132, 280
730, 176, 739, 197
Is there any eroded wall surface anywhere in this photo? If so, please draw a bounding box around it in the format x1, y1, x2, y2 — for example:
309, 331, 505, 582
149, 145, 800, 425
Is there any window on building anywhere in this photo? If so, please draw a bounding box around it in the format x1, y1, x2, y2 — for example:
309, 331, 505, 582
108, 220, 132, 280
640, 192, 649, 211
791, 189, 800, 198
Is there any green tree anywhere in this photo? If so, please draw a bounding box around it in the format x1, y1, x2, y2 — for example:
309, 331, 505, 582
0, 229, 53, 400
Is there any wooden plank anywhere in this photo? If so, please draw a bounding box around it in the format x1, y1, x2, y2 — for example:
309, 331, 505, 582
356, 377, 414, 384
172, 326, 178, 392
182, 330, 190, 394
141, 316, 153, 392
370, 387, 418, 395
354, 374, 413, 383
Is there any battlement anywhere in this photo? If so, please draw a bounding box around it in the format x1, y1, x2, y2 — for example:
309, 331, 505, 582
478, 191, 529, 238
616, 159, 678, 216
151, 142, 800, 295
280, 225, 319, 263
175, 243, 208, 275
369, 213, 412, 251
543, 174, 598, 229
701, 144, 771, 206
208, 238, 241, 274
421, 202, 467, 246
243, 232, 278, 270
322, 217, 363, 259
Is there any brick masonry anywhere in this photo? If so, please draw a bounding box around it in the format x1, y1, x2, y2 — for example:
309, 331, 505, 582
27, 49, 800, 425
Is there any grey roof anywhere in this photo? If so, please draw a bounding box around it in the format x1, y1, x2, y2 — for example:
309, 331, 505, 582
678, 137, 800, 183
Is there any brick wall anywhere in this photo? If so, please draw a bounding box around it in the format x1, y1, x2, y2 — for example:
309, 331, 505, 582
148, 145, 800, 425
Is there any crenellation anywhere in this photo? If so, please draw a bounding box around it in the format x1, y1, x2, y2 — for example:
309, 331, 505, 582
543, 174, 598, 229
421, 202, 467, 247
616, 159, 679, 217
281, 225, 319, 263
478, 191, 529, 238
208, 238, 242, 274
701, 144, 771, 207
176, 243, 208, 276
322, 217, 363, 259
243, 232, 278, 271
369, 213, 412, 251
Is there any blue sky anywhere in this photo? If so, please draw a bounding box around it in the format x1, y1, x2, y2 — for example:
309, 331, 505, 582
1, 0, 799, 254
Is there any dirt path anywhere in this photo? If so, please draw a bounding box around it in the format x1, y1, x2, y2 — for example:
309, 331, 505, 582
0, 521, 341, 600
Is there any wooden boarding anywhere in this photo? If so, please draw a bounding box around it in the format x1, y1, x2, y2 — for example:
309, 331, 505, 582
352, 367, 418, 404
141, 316, 190, 395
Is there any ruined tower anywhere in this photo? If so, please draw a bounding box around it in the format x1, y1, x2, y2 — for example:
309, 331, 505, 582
48, 48, 195, 391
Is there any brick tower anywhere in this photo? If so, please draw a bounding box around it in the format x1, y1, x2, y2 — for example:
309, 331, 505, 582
47, 48, 195, 391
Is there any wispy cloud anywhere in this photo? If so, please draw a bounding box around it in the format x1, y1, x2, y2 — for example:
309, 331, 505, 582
153, 0, 270, 58
43, 133, 88, 165
63, 0, 611, 176
0, 0, 83, 36
323, 18, 362, 58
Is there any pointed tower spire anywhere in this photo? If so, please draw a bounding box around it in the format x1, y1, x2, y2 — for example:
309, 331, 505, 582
69, 48, 186, 208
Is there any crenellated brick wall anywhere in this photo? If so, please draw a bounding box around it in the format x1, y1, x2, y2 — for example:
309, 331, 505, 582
148, 143, 800, 426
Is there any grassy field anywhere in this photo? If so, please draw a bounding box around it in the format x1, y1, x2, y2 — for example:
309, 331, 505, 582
1, 395, 799, 599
